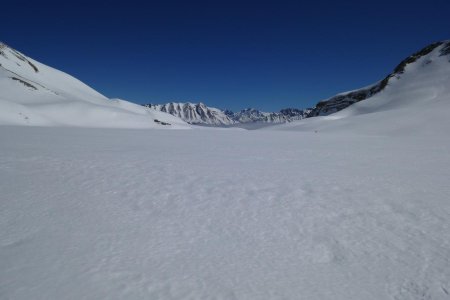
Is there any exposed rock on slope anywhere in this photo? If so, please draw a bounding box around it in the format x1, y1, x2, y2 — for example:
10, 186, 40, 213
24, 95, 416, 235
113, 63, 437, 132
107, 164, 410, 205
308, 41, 449, 117
232, 108, 310, 123
145, 102, 236, 125
146, 102, 311, 126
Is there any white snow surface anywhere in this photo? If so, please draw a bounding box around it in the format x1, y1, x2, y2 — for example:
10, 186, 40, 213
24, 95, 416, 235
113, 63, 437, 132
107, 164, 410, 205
0, 43, 188, 129
1, 126, 450, 300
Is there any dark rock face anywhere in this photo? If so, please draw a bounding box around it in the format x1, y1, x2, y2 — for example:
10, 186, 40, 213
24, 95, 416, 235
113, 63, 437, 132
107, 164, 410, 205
280, 108, 311, 118
153, 119, 171, 126
223, 109, 235, 118
440, 41, 450, 57
308, 41, 446, 117
11, 77, 37, 90
308, 78, 389, 117
393, 42, 443, 74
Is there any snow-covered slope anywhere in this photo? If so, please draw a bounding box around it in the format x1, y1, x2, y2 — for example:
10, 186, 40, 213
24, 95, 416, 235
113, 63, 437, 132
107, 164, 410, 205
0, 42, 188, 128
276, 40, 450, 135
308, 41, 448, 117
145, 102, 236, 125
147, 102, 311, 125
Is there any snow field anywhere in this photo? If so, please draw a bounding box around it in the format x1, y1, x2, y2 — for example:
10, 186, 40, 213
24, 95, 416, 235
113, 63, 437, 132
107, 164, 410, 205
1, 127, 450, 299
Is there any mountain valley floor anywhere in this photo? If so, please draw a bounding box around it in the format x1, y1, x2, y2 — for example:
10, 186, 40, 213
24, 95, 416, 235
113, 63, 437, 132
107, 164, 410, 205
1, 126, 450, 299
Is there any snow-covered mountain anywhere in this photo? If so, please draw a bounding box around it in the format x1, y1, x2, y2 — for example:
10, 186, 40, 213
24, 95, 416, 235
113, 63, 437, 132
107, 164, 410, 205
146, 102, 311, 125
276, 40, 450, 135
232, 107, 310, 123
144, 102, 236, 125
0, 42, 188, 128
308, 41, 450, 117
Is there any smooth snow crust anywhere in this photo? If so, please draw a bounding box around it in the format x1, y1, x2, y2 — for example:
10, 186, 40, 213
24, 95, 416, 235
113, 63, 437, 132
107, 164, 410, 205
1, 127, 450, 299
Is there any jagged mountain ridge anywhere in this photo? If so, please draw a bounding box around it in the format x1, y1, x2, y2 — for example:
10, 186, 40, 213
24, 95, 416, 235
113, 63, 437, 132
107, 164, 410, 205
145, 103, 311, 126
308, 41, 450, 117
231, 108, 311, 123
145, 102, 236, 125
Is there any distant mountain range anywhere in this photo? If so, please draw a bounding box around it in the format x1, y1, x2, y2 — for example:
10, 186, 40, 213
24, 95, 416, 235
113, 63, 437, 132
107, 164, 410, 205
1, 40, 449, 131
144, 103, 312, 126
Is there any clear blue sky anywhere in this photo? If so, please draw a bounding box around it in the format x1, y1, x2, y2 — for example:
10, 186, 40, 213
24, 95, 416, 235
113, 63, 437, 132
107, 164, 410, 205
2, 0, 450, 111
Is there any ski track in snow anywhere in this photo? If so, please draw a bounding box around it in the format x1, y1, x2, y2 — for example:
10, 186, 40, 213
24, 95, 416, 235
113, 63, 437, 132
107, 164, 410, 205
1, 127, 450, 299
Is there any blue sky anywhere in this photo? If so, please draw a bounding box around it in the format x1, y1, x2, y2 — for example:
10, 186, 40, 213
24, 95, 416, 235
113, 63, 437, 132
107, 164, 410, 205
2, 0, 450, 111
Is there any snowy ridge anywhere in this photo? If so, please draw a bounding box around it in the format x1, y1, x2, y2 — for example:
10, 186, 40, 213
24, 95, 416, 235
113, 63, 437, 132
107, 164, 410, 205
0, 42, 189, 128
308, 41, 449, 117
146, 102, 311, 125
